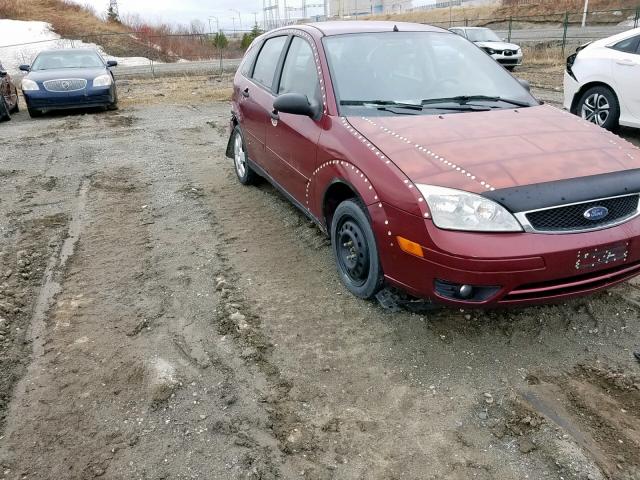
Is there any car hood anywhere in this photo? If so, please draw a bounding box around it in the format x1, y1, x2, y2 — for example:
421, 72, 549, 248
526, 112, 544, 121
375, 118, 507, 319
474, 41, 520, 50
347, 105, 640, 195
27, 67, 107, 82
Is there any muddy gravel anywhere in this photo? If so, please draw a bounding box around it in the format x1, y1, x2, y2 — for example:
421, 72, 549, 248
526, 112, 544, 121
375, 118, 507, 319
0, 78, 639, 480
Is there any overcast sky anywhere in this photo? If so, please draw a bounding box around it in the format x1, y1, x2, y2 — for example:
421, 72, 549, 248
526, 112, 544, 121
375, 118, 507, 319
77, 0, 266, 31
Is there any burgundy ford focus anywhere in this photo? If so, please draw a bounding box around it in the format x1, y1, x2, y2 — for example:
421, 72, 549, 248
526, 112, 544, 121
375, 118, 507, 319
227, 21, 640, 307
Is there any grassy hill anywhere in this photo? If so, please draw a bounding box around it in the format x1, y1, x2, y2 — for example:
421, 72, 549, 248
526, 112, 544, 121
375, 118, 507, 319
362, 0, 640, 27
0, 0, 167, 59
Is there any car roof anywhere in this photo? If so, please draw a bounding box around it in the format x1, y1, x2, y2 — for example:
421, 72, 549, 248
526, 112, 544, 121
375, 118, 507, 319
304, 21, 448, 36
592, 26, 640, 47
37, 48, 100, 54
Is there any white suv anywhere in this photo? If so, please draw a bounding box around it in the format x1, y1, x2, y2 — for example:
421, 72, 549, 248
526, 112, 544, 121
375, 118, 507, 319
564, 27, 640, 131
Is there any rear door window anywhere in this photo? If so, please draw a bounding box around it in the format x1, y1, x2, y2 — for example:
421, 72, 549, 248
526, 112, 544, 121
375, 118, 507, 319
252, 36, 287, 89
612, 35, 640, 54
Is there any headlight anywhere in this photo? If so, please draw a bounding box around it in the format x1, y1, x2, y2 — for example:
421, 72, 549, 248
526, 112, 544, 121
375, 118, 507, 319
21, 79, 39, 91
416, 185, 522, 232
484, 48, 496, 55
93, 74, 112, 87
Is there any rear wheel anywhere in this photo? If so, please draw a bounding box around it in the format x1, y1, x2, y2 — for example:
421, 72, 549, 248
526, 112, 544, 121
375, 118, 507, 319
577, 85, 619, 131
0, 97, 11, 121
10, 93, 19, 113
231, 126, 259, 185
331, 199, 383, 299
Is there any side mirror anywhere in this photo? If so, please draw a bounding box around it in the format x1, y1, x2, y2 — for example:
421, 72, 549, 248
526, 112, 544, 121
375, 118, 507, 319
106, 60, 118, 67
273, 93, 319, 119
517, 78, 531, 92
0, 70, 7, 77
19, 64, 30, 72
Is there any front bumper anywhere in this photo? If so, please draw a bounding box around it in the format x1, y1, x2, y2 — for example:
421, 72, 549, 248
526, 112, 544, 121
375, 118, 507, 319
491, 52, 523, 67
376, 203, 640, 307
563, 71, 580, 112
23, 85, 116, 111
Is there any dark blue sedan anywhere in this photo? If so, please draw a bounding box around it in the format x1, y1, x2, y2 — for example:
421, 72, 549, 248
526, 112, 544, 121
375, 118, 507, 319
20, 48, 118, 118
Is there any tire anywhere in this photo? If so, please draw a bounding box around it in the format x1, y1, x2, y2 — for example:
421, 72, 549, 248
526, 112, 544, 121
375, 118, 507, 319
107, 102, 119, 111
0, 97, 11, 121
10, 94, 19, 113
231, 125, 259, 185
28, 108, 43, 118
331, 199, 384, 299
577, 85, 619, 131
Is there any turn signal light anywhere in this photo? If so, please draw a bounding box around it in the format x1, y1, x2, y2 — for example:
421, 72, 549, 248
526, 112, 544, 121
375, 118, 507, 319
396, 236, 424, 258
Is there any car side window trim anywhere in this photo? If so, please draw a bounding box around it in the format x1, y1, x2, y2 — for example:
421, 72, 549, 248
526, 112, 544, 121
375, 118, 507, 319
274, 34, 322, 104
271, 35, 293, 92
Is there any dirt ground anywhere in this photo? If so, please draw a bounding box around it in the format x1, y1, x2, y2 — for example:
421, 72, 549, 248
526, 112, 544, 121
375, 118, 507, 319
0, 74, 639, 480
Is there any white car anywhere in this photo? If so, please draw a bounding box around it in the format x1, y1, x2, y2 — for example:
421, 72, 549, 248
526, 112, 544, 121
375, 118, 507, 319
449, 27, 523, 70
564, 27, 640, 130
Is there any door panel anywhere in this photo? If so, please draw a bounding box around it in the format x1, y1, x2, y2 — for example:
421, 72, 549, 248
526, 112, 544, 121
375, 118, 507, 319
265, 36, 323, 203
610, 36, 640, 122
237, 36, 287, 171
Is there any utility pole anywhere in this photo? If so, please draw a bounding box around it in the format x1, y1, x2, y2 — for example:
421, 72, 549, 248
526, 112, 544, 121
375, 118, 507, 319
230, 9, 242, 34
581, 0, 589, 27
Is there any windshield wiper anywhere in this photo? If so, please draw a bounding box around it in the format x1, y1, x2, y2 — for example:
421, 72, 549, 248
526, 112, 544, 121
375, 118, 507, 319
340, 100, 423, 111
340, 99, 490, 112
421, 95, 531, 108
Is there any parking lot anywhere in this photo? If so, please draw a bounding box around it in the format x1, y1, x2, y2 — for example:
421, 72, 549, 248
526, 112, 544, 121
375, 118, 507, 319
0, 71, 639, 480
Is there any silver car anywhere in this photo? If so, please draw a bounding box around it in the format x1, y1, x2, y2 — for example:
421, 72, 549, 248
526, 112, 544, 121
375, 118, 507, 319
450, 26, 523, 70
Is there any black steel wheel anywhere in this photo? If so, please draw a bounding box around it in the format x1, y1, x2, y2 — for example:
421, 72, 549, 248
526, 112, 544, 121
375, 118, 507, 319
331, 199, 383, 299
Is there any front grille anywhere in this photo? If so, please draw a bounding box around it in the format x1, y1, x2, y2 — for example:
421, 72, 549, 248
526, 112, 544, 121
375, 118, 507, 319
43, 79, 87, 92
524, 195, 639, 232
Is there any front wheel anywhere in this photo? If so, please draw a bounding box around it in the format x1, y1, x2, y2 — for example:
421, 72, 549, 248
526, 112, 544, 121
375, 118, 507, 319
28, 108, 43, 118
331, 199, 383, 299
577, 86, 619, 131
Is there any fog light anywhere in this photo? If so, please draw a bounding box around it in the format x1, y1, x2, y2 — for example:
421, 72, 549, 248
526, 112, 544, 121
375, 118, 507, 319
457, 284, 473, 299
434, 279, 501, 302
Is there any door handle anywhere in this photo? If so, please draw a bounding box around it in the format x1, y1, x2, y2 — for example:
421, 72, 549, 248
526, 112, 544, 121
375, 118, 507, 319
242, 87, 250, 97
270, 109, 279, 121
616, 59, 636, 66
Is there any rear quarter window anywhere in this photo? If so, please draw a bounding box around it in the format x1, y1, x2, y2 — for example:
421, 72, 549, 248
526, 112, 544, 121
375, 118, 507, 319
240, 41, 261, 77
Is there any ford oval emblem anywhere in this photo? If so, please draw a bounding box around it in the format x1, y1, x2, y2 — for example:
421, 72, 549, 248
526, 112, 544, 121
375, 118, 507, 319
583, 206, 609, 221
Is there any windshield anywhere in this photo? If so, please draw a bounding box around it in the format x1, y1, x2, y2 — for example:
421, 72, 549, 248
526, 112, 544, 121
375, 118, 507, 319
323, 31, 536, 115
31, 50, 104, 71
465, 28, 501, 42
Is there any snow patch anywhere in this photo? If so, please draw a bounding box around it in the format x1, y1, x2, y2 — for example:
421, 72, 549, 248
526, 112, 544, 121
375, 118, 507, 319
0, 19, 152, 74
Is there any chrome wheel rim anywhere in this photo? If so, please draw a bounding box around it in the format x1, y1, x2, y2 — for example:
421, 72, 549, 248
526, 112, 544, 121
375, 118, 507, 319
233, 133, 246, 178
581, 93, 610, 126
